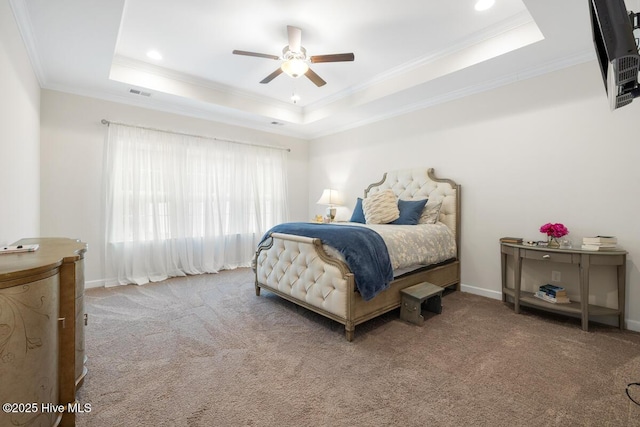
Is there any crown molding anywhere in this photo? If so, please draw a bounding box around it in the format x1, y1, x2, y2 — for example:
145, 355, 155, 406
110, 56, 295, 109
110, 55, 304, 124
8, 0, 46, 87
306, 52, 597, 140
42, 82, 308, 140
304, 11, 536, 112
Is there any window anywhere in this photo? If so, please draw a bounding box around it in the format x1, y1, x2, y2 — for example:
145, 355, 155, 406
103, 124, 288, 286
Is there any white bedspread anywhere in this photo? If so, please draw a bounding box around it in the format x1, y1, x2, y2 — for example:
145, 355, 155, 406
324, 222, 457, 272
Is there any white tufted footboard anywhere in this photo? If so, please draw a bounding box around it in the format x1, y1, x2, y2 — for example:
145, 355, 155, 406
254, 231, 460, 341
255, 233, 358, 339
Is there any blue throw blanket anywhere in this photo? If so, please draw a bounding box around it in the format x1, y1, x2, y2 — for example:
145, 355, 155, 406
260, 222, 394, 301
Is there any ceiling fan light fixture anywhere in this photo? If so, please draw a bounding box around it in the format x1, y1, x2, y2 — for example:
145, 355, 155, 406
281, 59, 309, 78
233, 25, 352, 86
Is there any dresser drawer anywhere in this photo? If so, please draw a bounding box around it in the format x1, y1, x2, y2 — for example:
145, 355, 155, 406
523, 250, 574, 264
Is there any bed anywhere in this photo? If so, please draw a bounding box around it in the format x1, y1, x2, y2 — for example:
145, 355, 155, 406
254, 168, 460, 341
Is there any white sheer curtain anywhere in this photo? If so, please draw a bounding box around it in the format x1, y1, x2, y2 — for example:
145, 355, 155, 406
103, 124, 288, 286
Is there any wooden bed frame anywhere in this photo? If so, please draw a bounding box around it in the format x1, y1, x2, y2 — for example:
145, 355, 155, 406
254, 168, 461, 341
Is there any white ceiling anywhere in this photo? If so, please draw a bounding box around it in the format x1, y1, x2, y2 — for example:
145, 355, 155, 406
9, 0, 624, 139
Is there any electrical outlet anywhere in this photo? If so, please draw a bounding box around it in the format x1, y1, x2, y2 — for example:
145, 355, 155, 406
551, 271, 561, 282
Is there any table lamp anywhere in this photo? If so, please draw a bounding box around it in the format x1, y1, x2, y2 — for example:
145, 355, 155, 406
316, 189, 344, 222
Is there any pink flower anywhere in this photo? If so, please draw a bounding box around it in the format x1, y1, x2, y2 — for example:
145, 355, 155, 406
539, 223, 569, 238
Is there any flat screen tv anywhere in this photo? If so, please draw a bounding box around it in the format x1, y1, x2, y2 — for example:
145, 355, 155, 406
589, 0, 640, 110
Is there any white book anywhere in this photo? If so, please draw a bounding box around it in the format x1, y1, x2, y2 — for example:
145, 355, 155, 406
582, 236, 617, 244
581, 244, 619, 251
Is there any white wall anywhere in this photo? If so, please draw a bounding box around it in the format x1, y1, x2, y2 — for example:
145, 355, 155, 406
308, 61, 640, 332
40, 90, 309, 285
0, 0, 40, 244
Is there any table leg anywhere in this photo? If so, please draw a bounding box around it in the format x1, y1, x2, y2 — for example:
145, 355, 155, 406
501, 250, 507, 302
514, 247, 522, 314
618, 260, 626, 330
579, 254, 590, 331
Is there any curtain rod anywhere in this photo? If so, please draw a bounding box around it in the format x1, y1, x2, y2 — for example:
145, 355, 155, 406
100, 119, 290, 152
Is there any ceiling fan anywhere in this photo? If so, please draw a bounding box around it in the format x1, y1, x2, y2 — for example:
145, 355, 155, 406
232, 25, 355, 87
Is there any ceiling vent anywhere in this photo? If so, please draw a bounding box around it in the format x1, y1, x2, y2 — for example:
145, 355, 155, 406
129, 89, 151, 97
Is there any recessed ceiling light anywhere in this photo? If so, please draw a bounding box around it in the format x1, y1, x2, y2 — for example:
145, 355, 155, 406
146, 50, 162, 61
475, 0, 495, 11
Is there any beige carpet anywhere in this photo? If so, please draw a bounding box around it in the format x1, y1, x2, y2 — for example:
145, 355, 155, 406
76, 268, 640, 426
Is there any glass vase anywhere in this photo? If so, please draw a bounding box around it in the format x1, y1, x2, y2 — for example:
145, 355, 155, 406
548, 236, 560, 248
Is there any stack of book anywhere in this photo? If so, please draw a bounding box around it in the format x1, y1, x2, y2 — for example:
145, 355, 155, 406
534, 284, 570, 304
581, 236, 618, 251
500, 237, 523, 244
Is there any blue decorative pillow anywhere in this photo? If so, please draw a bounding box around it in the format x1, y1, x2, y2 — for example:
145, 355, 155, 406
391, 198, 428, 225
349, 198, 366, 223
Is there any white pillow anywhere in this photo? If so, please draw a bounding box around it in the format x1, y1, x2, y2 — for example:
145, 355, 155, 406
418, 198, 443, 224
362, 190, 400, 224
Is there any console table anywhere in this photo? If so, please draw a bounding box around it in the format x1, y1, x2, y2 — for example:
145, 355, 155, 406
500, 242, 626, 331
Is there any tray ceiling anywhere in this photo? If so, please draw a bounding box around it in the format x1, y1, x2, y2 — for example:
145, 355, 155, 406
10, 0, 609, 138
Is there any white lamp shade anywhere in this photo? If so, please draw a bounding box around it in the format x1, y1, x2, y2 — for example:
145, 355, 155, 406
316, 189, 344, 206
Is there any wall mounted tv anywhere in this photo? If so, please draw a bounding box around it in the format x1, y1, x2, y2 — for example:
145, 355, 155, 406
589, 0, 640, 110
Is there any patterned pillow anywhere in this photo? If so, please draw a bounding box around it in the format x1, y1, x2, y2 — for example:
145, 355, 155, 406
362, 190, 400, 224
418, 198, 443, 224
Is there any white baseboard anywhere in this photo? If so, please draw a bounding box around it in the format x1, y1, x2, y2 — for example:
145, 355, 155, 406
460, 283, 640, 333
626, 319, 640, 333
460, 283, 502, 300
85, 279, 106, 289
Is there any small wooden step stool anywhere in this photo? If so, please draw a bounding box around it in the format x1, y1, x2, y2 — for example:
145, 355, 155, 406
400, 282, 444, 325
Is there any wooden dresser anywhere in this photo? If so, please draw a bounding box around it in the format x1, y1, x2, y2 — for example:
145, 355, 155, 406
0, 238, 87, 427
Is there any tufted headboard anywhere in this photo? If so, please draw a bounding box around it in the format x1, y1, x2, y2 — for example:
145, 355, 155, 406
364, 168, 460, 250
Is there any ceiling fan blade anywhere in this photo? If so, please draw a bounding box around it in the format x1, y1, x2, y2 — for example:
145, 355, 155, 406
232, 50, 280, 60
260, 68, 283, 84
310, 53, 355, 63
305, 68, 326, 87
287, 25, 302, 53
